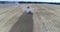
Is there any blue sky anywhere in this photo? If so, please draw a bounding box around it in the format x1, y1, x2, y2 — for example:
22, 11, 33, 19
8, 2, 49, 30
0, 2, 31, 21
0, 0, 60, 2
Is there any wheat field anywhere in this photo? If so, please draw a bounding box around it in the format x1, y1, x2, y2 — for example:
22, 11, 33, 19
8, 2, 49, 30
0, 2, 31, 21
0, 4, 60, 32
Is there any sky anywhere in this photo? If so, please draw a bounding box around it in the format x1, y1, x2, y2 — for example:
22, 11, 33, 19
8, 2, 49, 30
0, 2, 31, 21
0, 0, 60, 2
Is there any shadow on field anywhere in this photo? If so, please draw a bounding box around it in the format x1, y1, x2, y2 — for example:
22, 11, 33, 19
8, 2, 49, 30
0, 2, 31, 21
9, 12, 33, 32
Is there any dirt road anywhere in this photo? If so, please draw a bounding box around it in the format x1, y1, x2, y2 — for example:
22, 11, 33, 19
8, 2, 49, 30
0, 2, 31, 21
9, 12, 33, 32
